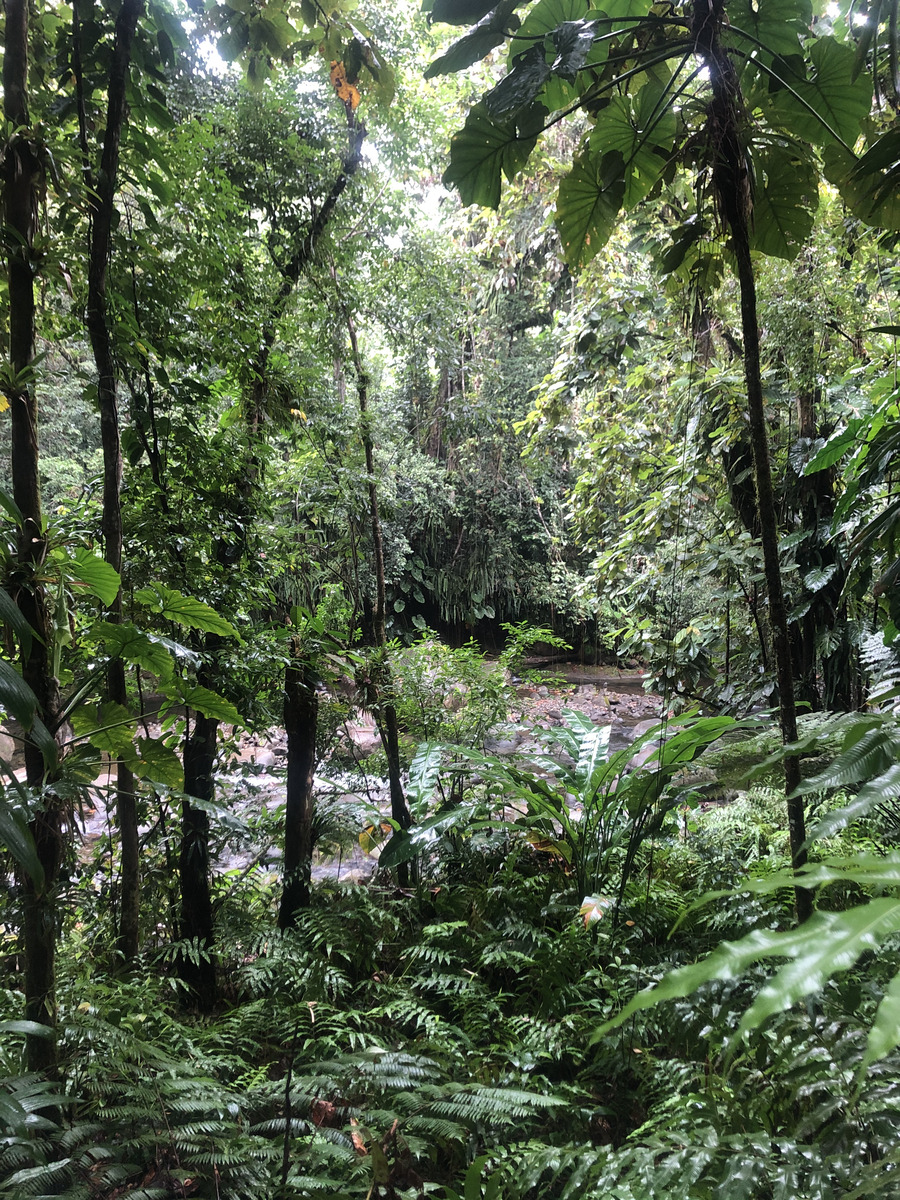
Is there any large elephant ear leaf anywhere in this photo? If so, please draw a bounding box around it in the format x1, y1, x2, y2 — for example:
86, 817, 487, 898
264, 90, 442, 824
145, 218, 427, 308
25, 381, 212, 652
555, 149, 625, 267
750, 140, 818, 260
444, 102, 546, 207
59, 547, 121, 606
725, 0, 809, 61
771, 37, 872, 146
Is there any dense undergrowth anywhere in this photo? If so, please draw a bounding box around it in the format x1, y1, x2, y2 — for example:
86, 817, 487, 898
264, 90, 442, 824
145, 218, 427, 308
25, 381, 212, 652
3, 744, 900, 1200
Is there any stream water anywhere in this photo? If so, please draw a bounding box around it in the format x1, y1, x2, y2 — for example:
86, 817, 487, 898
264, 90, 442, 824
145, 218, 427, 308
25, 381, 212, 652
65, 667, 665, 886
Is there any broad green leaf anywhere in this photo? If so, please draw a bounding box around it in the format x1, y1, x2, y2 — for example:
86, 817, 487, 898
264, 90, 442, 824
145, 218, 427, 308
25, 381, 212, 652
771, 38, 872, 147
509, 0, 584, 46
589, 84, 676, 208
132, 736, 183, 789
803, 417, 865, 473
134, 583, 237, 637
92, 621, 176, 678
593, 903, 900, 1046
444, 102, 547, 207
378, 827, 413, 870
71, 702, 135, 755
555, 149, 625, 267
408, 742, 443, 809
725, 0, 809, 60
0, 1018, 54, 1036
425, 0, 520, 76
0, 657, 38, 728
183, 684, 242, 725
749, 141, 818, 260
0, 793, 44, 890
852, 126, 900, 176
802, 563, 837, 592
380, 807, 480, 869
737, 900, 900, 1037
183, 794, 248, 834
793, 724, 900, 795
61, 548, 121, 606
27, 716, 58, 771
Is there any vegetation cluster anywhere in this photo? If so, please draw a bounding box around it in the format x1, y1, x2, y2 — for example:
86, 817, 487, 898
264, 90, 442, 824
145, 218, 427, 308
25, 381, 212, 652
4, 0, 900, 1196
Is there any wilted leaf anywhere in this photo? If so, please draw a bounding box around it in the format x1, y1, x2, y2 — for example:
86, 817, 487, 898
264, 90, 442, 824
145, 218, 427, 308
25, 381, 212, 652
483, 44, 551, 117
426, 0, 520, 76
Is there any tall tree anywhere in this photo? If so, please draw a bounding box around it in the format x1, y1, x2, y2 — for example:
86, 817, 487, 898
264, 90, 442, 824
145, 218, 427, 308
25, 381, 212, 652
2, 0, 66, 1072
83, 0, 145, 964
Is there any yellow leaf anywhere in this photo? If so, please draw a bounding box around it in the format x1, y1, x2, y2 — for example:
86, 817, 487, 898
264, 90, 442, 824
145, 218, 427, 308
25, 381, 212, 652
330, 60, 360, 110
0, 395, 9, 412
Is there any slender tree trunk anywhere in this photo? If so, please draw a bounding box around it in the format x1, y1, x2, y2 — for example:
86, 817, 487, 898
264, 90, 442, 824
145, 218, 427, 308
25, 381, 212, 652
179, 705, 218, 1009
696, 0, 812, 921
341, 301, 412, 883
279, 643, 318, 928
3, 0, 65, 1073
84, 0, 144, 963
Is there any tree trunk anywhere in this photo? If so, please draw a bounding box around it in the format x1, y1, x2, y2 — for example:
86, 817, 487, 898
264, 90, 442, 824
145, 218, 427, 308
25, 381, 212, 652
179, 708, 218, 1009
279, 643, 318, 928
696, 0, 813, 922
341, 299, 412, 883
84, 0, 144, 964
3, 0, 66, 1073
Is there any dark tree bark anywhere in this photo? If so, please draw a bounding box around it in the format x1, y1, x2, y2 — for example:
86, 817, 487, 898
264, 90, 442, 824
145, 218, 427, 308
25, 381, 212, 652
3, 0, 65, 1073
695, 0, 813, 922
279, 643, 318, 928
179, 706, 218, 1009
83, 0, 144, 964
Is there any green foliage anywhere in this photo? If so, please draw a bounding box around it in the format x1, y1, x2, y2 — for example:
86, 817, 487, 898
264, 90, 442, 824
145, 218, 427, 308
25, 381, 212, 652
595, 710, 900, 1074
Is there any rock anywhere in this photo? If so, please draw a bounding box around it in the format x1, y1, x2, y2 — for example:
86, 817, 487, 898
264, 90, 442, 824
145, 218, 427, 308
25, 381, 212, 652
0, 730, 15, 763
546, 708, 562, 720
630, 718, 662, 740
484, 737, 521, 755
